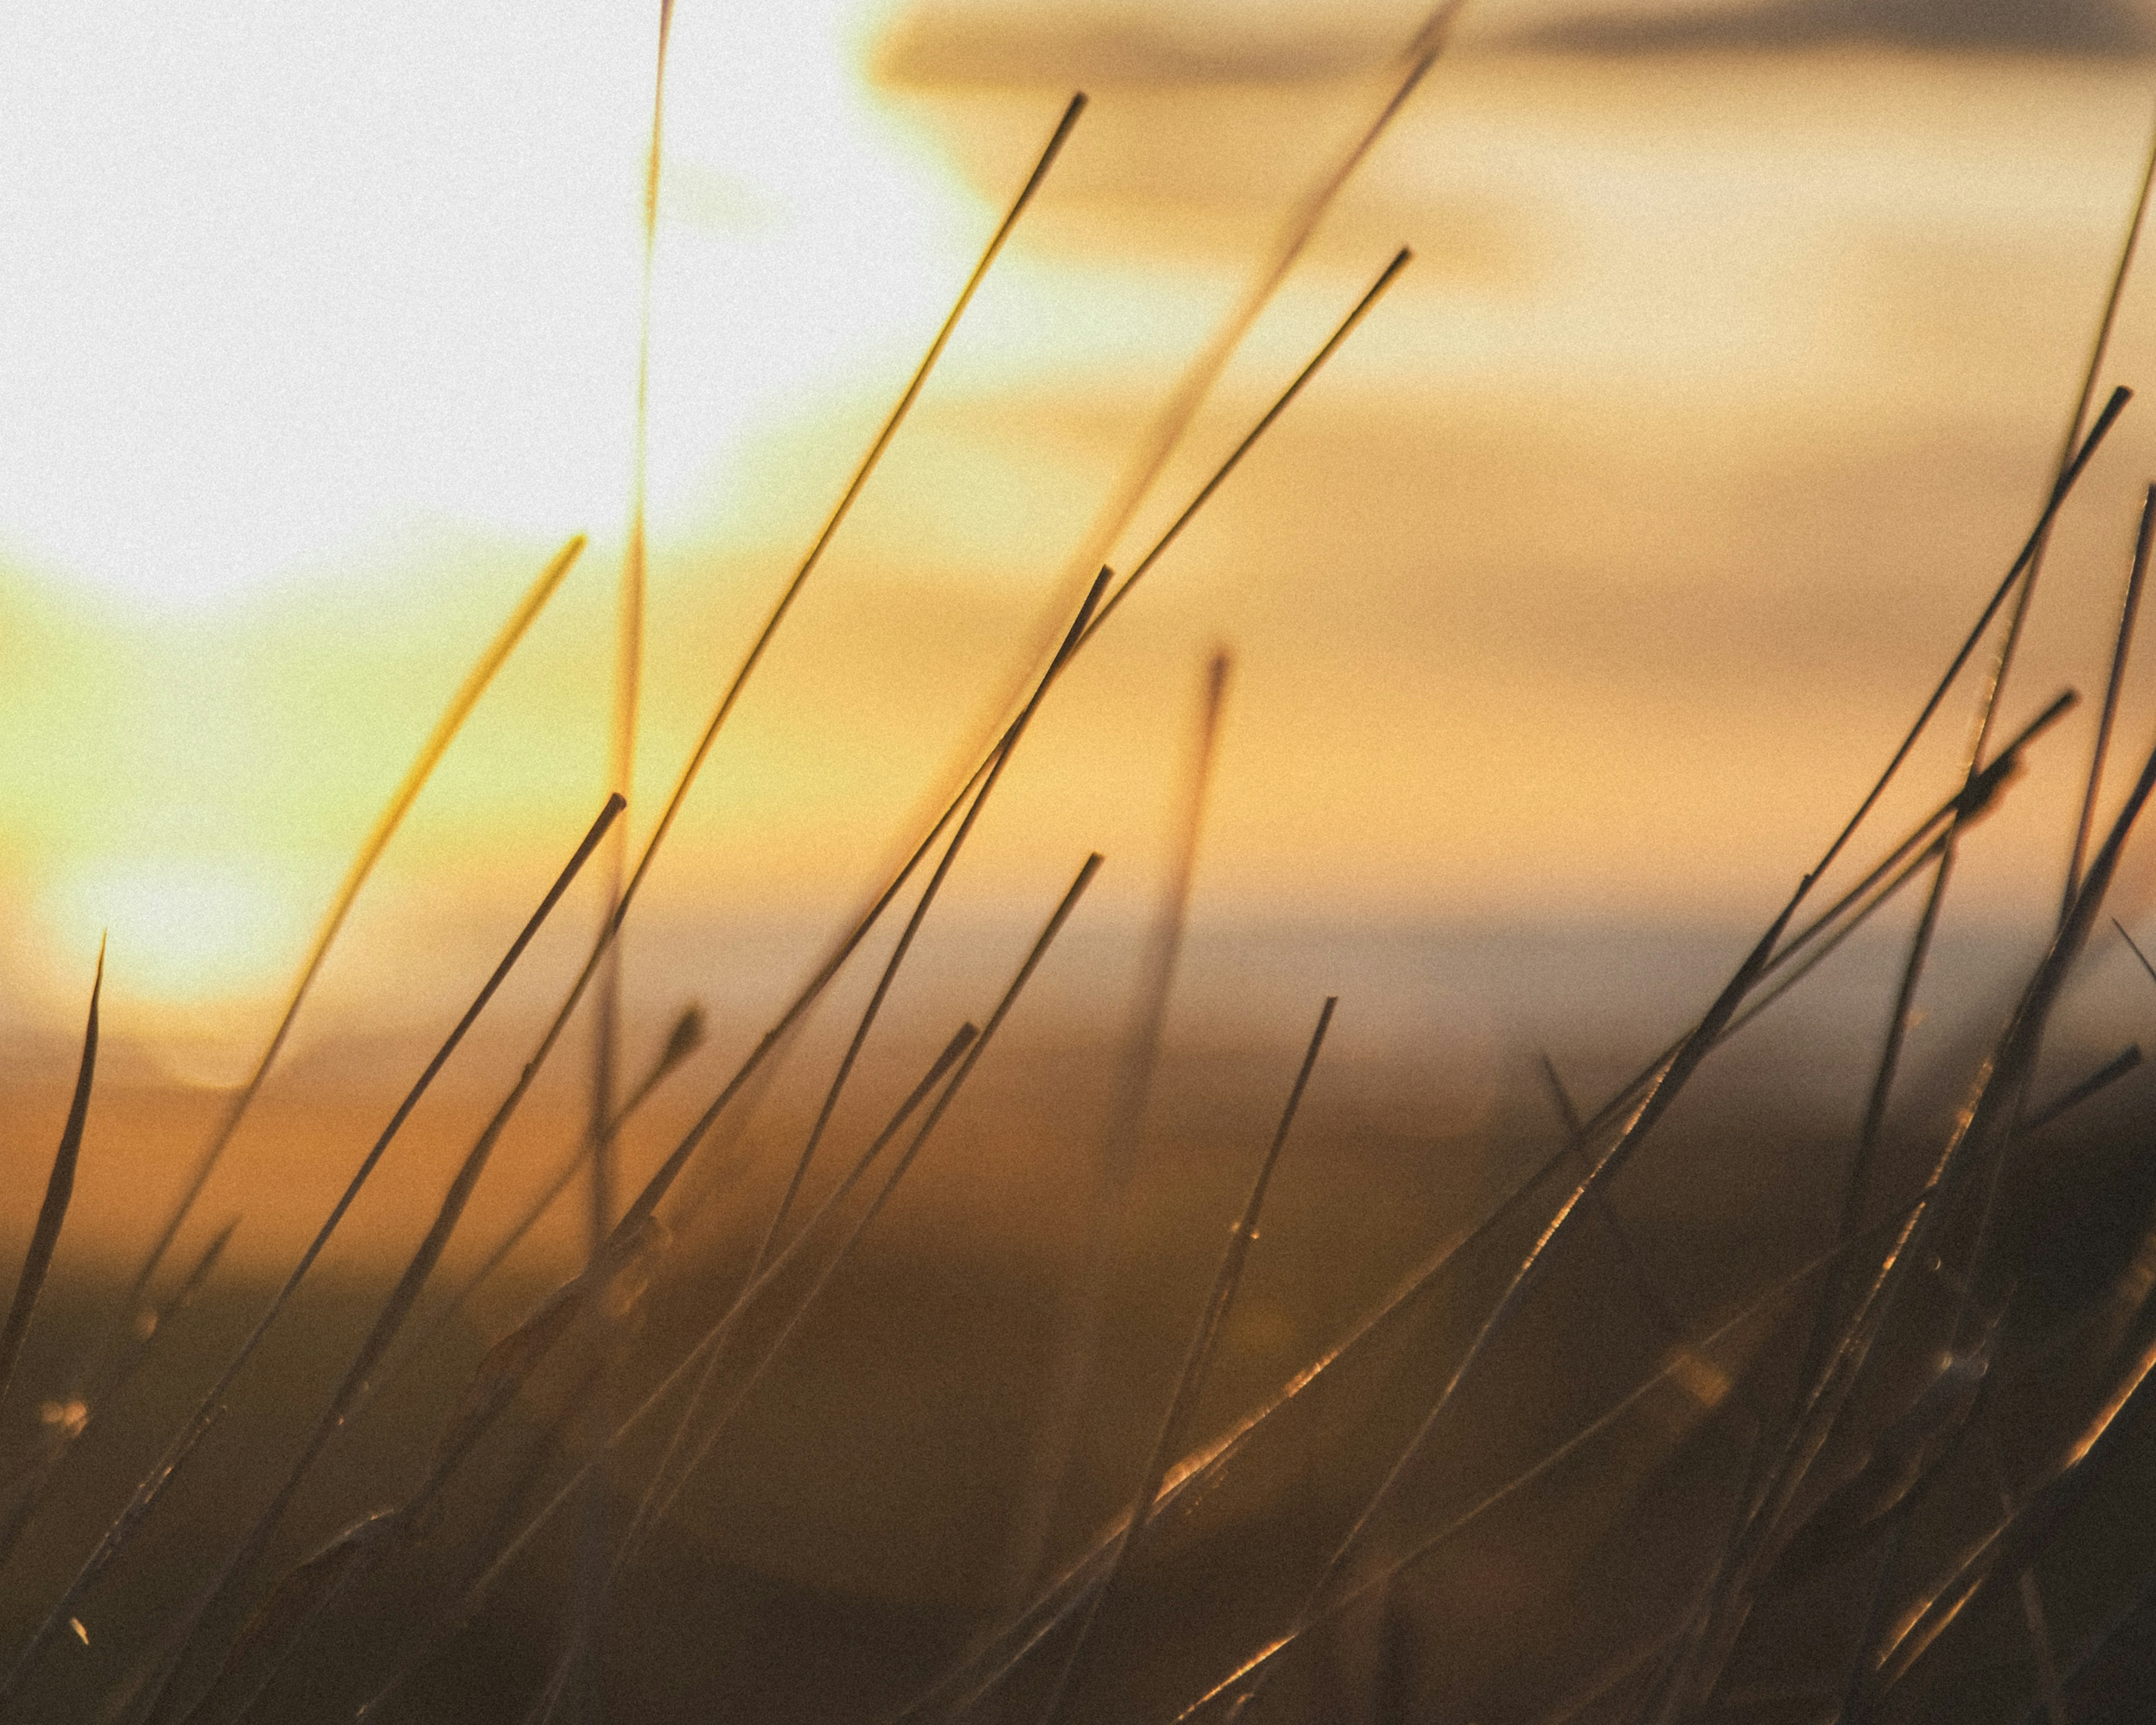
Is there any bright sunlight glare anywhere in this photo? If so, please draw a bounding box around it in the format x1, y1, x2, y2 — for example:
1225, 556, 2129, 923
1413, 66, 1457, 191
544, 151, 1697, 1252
0, 0, 974, 613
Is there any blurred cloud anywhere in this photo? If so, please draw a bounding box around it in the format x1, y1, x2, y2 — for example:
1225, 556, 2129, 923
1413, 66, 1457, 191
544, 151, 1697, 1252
878, 0, 2156, 88
1508, 0, 2155, 55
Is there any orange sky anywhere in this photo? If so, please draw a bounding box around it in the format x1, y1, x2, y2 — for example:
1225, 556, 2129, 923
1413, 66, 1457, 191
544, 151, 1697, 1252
4, 0, 2156, 1076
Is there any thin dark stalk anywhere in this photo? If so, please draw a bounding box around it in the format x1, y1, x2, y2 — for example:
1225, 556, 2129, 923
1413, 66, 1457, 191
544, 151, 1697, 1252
131, 800, 632, 1725
1540, 1053, 1747, 1420
0, 796, 624, 1714
571, 4, 674, 1704
741, 243, 1405, 1276
506, 1023, 983, 1725
366, 1026, 974, 1725
395, 89, 1090, 1358
596, 92, 1089, 1275
1782, 388, 2126, 910
1008, 649, 1233, 1599
0, 947, 101, 1419
1964, 104, 2154, 786
118, 537, 583, 1320
1579, 690, 2076, 1157
2022, 1044, 2141, 1134
2065, 485, 2155, 915
1036, 998, 1333, 1725
1084, 253, 1410, 649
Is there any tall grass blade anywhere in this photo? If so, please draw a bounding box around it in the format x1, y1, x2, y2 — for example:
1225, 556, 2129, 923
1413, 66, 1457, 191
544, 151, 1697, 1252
1009, 649, 1233, 1597
0, 945, 102, 1421
2064, 485, 2155, 914
127, 796, 630, 1723
350, 1003, 708, 1423
1035, 996, 1333, 1724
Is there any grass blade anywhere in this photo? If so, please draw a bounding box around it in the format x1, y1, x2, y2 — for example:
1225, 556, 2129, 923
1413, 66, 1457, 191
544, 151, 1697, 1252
1008, 649, 1233, 1597
0, 945, 102, 1420
1036, 996, 1333, 1724
2064, 485, 2155, 914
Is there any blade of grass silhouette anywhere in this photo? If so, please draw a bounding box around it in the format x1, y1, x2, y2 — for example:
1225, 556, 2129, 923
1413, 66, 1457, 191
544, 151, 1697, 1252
2023, 1044, 2141, 1133
589, 0, 677, 1240
735, 568, 1108, 1276
1746, 389, 2127, 922
2066, 487, 2155, 916
905, 769, 2071, 1725
341, 571, 1108, 1603
2019, 1567, 2070, 1725
1218, 892, 1805, 1722
1570, 690, 2076, 1155
345, 1003, 708, 1428
1965, 101, 2156, 788
1159, 1212, 1921, 1725
599, 85, 1085, 993
0, 1214, 232, 1547
1008, 650, 1232, 1601
1035, 997, 1333, 1725
0, 944, 100, 1421
2117, 915, 2156, 987
1664, 702, 2088, 1712
570, 10, 674, 1706
919, 788, 2047, 1722
1867, 1311, 2156, 1699
354, 860, 1102, 1724
613, 858, 1108, 1598
1773, 169, 2156, 1709
0, 794, 623, 1712
1081, 252, 1410, 650
115, 117, 1116, 1703
118, 535, 583, 1324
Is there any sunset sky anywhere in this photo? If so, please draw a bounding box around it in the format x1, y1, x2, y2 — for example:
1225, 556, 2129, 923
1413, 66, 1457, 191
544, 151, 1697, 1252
5, 0, 2156, 1078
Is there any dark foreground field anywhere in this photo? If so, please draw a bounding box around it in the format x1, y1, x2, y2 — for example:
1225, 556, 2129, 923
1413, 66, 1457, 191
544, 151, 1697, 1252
6, 922, 2156, 1725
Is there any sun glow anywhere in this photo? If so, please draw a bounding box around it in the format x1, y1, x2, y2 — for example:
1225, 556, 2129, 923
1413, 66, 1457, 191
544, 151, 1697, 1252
0, 0, 976, 613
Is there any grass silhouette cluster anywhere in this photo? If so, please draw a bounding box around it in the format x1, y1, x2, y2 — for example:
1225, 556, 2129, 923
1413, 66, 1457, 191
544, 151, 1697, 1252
12, 10, 2156, 1724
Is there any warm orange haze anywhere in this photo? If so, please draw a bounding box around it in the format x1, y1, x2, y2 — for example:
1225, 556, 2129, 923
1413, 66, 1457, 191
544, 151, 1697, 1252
6, 4, 2156, 1719
7, 2, 2156, 1088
